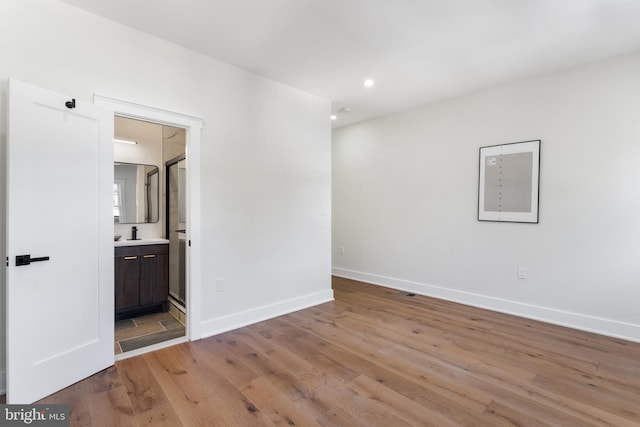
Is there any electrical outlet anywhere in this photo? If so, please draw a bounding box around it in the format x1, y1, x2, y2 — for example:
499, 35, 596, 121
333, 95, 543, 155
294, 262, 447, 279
518, 267, 528, 279
216, 278, 225, 292
339, 246, 345, 255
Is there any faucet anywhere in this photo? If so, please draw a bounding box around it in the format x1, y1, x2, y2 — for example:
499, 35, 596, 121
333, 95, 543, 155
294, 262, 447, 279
131, 226, 138, 240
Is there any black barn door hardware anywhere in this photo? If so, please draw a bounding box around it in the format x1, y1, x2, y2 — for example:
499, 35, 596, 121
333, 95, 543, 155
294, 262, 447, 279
65, 98, 76, 109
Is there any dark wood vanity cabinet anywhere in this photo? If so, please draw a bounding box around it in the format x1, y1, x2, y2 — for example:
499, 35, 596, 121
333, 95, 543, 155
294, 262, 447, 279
115, 244, 168, 320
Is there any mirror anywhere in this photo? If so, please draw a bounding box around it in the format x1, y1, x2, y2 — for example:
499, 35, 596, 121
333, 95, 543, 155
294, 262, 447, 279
114, 162, 159, 224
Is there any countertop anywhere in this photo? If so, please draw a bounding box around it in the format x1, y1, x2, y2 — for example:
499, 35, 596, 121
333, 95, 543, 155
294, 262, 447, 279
114, 237, 170, 247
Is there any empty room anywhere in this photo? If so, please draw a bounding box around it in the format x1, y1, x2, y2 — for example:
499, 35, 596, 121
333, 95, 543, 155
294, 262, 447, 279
1, 0, 639, 425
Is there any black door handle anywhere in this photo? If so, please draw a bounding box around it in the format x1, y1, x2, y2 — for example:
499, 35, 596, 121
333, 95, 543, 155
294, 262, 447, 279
16, 254, 50, 266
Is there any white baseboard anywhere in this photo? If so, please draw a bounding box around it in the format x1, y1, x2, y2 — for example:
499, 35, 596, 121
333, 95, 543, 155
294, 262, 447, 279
333, 267, 640, 344
199, 289, 334, 339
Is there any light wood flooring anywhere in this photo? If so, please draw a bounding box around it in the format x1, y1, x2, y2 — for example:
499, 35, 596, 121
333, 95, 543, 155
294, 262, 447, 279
37, 276, 640, 426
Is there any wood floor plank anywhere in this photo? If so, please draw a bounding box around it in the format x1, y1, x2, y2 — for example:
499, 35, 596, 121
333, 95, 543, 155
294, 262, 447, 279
35, 276, 640, 426
134, 403, 183, 426
88, 386, 137, 427
199, 377, 272, 426
297, 370, 413, 427
219, 334, 322, 405
349, 374, 460, 427
242, 376, 322, 427
141, 345, 221, 425
533, 372, 640, 422
118, 356, 168, 414
192, 337, 261, 388
37, 368, 97, 426
280, 315, 432, 401
316, 405, 366, 427
270, 333, 362, 382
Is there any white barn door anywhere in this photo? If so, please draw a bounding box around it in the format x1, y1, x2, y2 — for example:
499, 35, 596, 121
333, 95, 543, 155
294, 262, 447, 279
6, 79, 114, 403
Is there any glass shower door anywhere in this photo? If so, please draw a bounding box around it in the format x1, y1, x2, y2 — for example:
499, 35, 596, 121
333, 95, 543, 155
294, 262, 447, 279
167, 157, 186, 306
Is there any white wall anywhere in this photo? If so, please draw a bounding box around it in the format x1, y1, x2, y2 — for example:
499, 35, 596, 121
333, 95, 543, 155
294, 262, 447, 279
333, 51, 640, 342
0, 0, 333, 391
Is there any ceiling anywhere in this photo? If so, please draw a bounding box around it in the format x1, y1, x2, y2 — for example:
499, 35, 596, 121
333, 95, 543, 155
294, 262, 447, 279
59, 0, 640, 128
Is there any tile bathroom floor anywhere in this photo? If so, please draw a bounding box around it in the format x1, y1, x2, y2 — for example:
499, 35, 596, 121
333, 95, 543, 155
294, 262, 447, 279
115, 311, 185, 354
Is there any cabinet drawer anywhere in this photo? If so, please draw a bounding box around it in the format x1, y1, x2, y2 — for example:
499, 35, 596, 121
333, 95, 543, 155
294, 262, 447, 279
115, 244, 169, 258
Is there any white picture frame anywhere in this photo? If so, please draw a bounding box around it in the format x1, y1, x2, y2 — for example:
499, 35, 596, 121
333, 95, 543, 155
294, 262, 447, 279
478, 140, 540, 223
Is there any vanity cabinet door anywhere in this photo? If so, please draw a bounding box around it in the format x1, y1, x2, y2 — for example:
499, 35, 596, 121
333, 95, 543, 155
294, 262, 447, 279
115, 254, 140, 310
139, 247, 169, 305
115, 244, 169, 318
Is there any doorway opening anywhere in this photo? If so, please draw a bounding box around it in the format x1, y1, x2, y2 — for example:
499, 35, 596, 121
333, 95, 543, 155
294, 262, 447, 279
95, 93, 204, 360
113, 118, 187, 355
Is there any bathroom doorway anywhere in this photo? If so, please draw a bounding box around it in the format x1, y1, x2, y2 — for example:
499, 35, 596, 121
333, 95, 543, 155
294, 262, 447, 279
95, 93, 204, 359
112, 118, 188, 356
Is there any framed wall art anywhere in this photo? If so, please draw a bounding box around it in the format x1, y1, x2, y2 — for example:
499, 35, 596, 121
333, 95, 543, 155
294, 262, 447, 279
478, 139, 540, 223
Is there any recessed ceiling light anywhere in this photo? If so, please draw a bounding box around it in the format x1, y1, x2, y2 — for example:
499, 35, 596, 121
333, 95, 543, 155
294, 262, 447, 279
364, 79, 375, 88
114, 138, 138, 145
330, 115, 337, 121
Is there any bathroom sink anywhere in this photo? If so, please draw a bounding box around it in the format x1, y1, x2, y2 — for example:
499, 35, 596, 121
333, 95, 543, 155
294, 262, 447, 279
114, 237, 169, 247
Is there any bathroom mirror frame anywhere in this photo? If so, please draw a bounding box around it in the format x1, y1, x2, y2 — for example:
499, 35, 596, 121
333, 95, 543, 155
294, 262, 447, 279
114, 161, 160, 224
